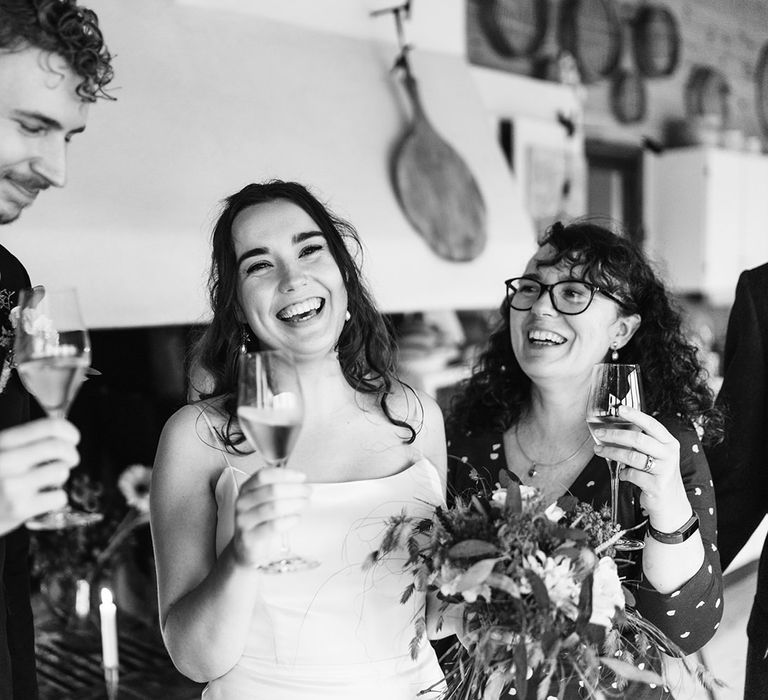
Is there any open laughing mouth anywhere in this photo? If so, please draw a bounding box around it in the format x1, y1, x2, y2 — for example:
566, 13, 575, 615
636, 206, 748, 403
276, 297, 325, 323
527, 329, 566, 346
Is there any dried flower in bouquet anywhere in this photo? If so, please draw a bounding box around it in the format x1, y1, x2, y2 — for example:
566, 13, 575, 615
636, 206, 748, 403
367, 472, 721, 700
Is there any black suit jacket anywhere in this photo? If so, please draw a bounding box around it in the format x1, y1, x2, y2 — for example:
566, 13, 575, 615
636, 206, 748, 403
0, 244, 36, 700
706, 264, 768, 650
0, 528, 36, 700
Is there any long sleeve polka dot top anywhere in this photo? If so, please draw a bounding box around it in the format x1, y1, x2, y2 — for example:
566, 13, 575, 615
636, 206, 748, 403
447, 415, 723, 656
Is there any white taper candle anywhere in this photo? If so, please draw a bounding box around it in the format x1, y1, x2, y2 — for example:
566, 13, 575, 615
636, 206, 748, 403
75, 579, 90, 619
99, 587, 119, 669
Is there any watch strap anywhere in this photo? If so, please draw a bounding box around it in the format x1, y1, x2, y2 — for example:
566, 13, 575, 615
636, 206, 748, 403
647, 512, 699, 545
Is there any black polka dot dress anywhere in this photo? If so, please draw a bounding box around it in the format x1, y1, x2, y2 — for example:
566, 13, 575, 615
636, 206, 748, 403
446, 416, 724, 698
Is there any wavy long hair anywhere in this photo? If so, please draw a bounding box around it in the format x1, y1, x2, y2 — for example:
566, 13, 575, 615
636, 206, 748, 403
448, 220, 724, 443
190, 180, 417, 449
0, 0, 114, 101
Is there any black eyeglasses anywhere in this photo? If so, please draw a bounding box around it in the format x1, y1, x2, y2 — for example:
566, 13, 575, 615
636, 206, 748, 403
504, 277, 628, 316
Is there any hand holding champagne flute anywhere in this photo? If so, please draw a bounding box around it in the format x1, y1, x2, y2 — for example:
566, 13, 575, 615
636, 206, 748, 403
237, 350, 318, 573
13, 286, 102, 530
586, 363, 645, 551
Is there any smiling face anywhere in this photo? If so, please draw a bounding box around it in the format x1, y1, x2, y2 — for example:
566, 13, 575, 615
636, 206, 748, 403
0, 46, 89, 224
232, 199, 348, 361
508, 244, 640, 388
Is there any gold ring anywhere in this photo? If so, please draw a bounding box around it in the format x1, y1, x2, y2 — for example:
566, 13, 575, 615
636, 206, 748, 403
643, 455, 655, 472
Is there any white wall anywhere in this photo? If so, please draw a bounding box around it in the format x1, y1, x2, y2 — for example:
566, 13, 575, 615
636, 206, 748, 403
3, 0, 537, 328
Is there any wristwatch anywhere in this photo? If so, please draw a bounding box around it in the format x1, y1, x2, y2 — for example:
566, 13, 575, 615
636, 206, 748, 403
647, 512, 700, 545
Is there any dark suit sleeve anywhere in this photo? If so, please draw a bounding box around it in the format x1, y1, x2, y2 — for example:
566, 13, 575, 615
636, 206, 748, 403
707, 267, 768, 570
4, 527, 38, 699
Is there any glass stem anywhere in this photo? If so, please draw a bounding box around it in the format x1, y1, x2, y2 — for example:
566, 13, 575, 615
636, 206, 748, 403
608, 459, 621, 527
279, 533, 292, 557
273, 457, 293, 558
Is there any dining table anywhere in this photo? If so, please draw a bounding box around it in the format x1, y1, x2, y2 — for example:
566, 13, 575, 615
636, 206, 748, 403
35, 612, 204, 700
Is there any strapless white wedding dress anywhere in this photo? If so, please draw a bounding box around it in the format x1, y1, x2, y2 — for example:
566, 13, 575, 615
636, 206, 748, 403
201, 457, 446, 700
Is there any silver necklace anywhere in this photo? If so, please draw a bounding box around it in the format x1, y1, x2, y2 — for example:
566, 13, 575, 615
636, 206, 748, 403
514, 424, 592, 478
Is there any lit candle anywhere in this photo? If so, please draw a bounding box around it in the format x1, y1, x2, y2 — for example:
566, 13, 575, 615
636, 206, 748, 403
99, 587, 119, 669
75, 579, 90, 620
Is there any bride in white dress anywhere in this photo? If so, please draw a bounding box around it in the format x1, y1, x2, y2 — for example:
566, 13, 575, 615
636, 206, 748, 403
150, 181, 449, 699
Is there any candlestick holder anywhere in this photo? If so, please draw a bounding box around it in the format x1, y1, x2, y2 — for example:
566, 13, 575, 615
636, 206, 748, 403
104, 665, 119, 700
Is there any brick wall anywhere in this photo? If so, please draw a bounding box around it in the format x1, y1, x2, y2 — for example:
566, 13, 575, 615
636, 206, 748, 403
468, 0, 768, 145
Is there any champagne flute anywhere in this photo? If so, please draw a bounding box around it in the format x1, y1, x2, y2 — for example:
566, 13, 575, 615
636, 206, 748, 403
237, 350, 318, 573
585, 363, 645, 551
14, 286, 103, 530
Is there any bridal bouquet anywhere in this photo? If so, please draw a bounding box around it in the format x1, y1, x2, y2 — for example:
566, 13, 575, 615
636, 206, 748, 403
368, 473, 713, 699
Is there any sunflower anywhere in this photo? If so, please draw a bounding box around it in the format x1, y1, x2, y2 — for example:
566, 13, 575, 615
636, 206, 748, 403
117, 464, 152, 513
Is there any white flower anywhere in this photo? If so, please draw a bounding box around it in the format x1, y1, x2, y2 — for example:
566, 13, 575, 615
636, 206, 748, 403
459, 585, 492, 603
544, 502, 566, 522
117, 464, 152, 513
519, 485, 537, 503
524, 551, 580, 619
8, 306, 19, 330
22, 308, 56, 336
12, 306, 63, 358
438, 562, 492, 603
588, 557, 625, 629
490, 486, 507, 505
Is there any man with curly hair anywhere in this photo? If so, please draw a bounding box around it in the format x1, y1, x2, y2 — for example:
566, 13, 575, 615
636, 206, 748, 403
0, 1, 113, 697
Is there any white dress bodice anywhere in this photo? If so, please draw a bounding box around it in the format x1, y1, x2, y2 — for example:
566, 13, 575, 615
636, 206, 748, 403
202, 457, 446, 700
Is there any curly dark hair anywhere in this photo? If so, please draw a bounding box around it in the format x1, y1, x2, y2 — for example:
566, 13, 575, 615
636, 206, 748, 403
190, 180, 419, 449
448, 219, 724, 444
0, 0, 114, 101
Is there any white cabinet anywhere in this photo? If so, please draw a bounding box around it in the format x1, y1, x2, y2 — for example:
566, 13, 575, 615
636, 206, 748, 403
644, 147, 768, 304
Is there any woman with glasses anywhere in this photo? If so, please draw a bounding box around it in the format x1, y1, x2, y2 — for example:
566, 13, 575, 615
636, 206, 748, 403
445, 220, 724, 695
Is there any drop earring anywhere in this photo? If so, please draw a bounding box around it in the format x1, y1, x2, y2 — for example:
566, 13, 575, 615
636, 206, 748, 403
610, 341, 619, 362
345, 310, 351, 322
240, 326, 251, 355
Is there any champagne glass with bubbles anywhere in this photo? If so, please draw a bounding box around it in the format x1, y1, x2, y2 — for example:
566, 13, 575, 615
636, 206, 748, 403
586, 363, 645, 551
237, 350, 318, 573
14, 286, 103, 530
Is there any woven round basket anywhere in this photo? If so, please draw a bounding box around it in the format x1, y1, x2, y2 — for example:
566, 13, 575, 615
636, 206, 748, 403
756, 41, 768, 137
479, 0, 548, 58
633, 4, 680, 78
559, 0, 622, 84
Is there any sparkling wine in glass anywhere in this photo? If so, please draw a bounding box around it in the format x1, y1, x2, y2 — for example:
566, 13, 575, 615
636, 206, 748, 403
586, 363, 645, 551
237, 350, 318, 573
14, 286, 103, 530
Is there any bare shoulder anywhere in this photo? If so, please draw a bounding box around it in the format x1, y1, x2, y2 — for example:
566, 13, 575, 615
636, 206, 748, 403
413, 388, 444, 431
388, 385, 447, 485
384, 383, 442, 428
154, 398, 230, 480
413, 388, 446, 453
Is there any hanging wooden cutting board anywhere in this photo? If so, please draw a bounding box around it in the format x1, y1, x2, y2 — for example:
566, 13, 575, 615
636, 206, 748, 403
391, 57, 487, 262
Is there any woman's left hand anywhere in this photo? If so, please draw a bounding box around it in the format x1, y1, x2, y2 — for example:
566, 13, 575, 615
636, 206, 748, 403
592, 404, 692, 531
